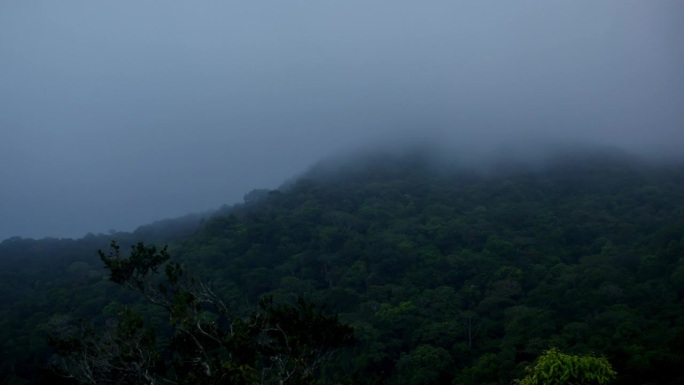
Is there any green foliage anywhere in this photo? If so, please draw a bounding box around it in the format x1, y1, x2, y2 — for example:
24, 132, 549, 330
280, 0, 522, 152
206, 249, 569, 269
50, 242, 354, 385
2, 151, 684, 384
395, 344, 453, 385
48, 308, 160, 385
517, 347, 616, 385
246, 296, 355, 384
98, 241, 170, 290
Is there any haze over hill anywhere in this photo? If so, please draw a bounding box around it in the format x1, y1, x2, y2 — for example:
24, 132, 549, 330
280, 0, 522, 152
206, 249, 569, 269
2, 1, 683, 240
2, 151, 684, 384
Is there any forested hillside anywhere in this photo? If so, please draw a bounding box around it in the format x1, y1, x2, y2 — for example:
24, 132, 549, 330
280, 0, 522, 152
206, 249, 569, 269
2, 150, 684, 385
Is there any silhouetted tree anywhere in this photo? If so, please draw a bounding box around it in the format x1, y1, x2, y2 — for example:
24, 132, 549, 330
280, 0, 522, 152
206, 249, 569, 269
49, 242, 354, 385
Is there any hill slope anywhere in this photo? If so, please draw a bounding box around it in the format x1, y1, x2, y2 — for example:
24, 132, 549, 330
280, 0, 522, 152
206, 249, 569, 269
2, 149, 684, 384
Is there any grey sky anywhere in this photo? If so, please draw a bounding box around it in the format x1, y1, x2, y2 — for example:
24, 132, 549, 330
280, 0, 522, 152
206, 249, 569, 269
1, 1, 683, 240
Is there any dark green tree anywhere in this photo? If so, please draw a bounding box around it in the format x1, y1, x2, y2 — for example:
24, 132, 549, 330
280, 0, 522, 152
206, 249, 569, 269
516, 347, 616, 385
49, 242, 354, 385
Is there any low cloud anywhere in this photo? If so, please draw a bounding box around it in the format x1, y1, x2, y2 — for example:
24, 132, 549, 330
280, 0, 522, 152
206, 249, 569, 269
1, 1, 682, 239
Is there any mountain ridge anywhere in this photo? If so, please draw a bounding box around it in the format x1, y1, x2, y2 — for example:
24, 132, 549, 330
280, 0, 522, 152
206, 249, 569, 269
2, 148, 684, 384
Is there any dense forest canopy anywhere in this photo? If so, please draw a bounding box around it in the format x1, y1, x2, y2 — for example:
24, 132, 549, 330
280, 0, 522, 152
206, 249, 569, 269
2, 148, 684, 384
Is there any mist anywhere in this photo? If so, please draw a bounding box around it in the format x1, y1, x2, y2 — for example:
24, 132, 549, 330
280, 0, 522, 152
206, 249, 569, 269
1, 1, 683, 240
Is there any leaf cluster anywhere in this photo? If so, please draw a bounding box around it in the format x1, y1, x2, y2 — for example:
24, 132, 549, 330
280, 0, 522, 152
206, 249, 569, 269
517, 347, 616, 385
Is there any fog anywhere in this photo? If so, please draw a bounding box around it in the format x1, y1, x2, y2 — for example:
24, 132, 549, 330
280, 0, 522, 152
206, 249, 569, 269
1, 1, 683, 240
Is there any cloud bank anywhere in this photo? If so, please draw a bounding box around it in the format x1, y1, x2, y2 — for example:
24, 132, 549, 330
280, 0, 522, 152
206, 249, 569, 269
1, 1, 682, 239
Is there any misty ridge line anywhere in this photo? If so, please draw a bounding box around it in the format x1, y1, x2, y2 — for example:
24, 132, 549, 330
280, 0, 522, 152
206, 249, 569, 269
2, 140, 681, 243
1, 1, 682, 240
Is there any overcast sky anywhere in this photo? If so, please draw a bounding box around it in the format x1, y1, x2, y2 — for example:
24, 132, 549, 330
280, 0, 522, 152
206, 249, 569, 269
1, 1, 683, 240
